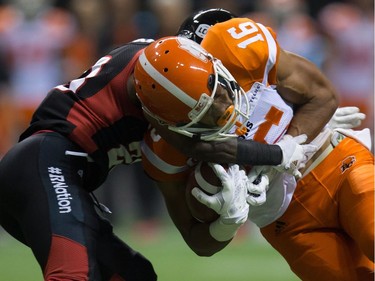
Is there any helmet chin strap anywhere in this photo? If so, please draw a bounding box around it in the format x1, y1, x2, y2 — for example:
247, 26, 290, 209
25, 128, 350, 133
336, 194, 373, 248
217, 105, 247, 136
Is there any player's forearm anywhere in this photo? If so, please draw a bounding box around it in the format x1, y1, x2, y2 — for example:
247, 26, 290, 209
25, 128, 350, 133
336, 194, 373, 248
287, 95, 337, 142
145, 111, 283, 165
283, 70, 338, 141
277, 50, 339, 142
150, 128, 284, 166
188, 138, 282, 166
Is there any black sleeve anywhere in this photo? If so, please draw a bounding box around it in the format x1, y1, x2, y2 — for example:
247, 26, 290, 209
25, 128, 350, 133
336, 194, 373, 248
183, 138, 282, 166
236, 138, 282, 165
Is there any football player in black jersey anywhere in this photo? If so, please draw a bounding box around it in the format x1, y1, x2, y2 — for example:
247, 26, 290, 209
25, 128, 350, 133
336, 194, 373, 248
0, 38, 159, 281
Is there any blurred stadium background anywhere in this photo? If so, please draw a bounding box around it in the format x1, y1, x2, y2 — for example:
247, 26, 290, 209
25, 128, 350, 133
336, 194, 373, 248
0, 0, 373, 280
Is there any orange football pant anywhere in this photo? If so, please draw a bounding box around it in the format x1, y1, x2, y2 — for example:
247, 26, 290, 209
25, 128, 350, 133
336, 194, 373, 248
261, 137, 374, 281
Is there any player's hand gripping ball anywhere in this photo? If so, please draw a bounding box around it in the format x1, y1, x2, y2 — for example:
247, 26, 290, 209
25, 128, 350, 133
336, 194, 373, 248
185, 162, 223, 223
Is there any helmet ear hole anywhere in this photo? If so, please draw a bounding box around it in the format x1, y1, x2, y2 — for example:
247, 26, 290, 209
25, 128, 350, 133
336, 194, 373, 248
163, 68, 168, 73
207, 74, 215, 90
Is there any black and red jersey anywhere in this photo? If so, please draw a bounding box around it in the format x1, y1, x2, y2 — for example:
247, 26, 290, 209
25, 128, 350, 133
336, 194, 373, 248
20, 39, 154, 170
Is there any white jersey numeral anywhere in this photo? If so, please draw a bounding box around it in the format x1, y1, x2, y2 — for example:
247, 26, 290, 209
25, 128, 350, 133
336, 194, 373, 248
227, 22, 265, 49
56, 56, 112, 93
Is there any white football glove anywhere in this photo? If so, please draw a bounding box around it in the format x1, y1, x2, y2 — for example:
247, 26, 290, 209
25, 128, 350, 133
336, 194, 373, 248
328, 106, 366, 129
192, 163, 249, 241
275, 134, 318, 179
246, 165, 278, 206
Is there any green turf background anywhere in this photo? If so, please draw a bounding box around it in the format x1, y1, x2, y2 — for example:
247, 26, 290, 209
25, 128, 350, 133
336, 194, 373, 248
0, 222, 299, 281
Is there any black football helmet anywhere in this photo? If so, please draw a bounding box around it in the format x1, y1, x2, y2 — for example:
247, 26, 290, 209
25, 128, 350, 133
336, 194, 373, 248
177, 8, 236, 44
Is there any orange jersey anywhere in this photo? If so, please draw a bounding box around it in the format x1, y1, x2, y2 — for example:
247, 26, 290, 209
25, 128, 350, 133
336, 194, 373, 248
142, 18, 293, 182
201, 17, 279, 91
141, 126, 192, 182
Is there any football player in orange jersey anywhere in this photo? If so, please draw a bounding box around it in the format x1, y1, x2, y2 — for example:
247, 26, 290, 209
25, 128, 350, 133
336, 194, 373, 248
0, 20, 319, 281
134, 9, 374, 281
134, 35, 319, 252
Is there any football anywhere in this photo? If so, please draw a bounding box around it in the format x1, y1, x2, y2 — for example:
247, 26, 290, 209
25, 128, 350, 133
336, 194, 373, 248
185, 162, 223, 223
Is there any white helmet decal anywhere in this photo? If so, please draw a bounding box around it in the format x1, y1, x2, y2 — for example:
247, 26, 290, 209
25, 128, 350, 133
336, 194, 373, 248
195, 24, 211, 40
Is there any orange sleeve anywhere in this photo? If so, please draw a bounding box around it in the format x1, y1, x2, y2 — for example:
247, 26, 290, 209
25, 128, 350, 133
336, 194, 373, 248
201, 18, 280, 91
141, 127, 191, 182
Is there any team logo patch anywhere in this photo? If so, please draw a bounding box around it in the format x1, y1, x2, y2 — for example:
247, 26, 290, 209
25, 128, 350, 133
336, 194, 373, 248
340, 156, 356, 173
195, 24, 210, 39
